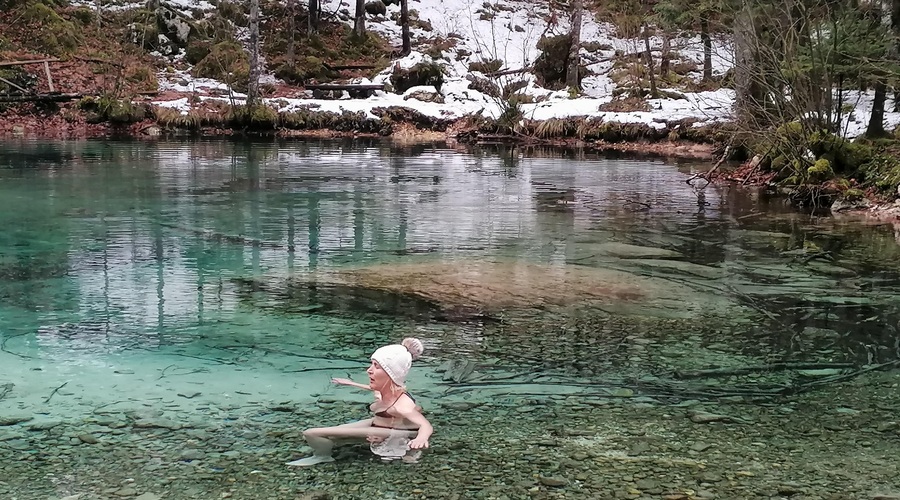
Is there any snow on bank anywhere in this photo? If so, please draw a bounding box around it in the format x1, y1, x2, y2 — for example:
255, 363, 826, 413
142, 0, 900, 137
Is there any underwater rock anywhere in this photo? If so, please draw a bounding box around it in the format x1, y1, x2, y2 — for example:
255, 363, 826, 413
539, 476, 567, 487
437, 359, 477, 383
0, 414, 33, 426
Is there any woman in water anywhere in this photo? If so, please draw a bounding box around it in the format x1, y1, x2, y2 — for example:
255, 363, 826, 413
287, 338, 432, 466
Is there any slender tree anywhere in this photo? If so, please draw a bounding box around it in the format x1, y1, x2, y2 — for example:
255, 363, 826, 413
400, 0, 411, 55
247, 0, 261, 106
641, 23, 659, 98
287, 0, 296, 65
700, 17, 712, 81
354, 0, 366, 37
866, 0, 900, 137
732, 4, 764, 124
565, 0, 583, 89
308, 0, 319, 34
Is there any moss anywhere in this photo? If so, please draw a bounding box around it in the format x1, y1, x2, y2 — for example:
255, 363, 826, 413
533, 34, 571, 90
843, 188, 865, 200
227, 104, 278, 130
71, 6, 94, 25
216, 0, 248, 27
274, 56, 331, 85
184, 40, 212, 65
806, 131, 873, 173
859, 153, 900, 194
192, 40, 250, 91
21, 2, 80, 56
807, 158, 833, 180
80, 95, 147, 124
129, 23, 161, 51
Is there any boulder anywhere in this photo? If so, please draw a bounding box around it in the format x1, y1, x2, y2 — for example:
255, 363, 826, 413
152, 1, 197, 48
364, 0, 387, 16
404, 87, 445, 103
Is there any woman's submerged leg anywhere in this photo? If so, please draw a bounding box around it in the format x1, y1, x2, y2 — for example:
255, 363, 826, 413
286, 419, 417, 467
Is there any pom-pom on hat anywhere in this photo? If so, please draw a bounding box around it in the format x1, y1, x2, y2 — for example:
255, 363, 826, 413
371, 337, 424, 386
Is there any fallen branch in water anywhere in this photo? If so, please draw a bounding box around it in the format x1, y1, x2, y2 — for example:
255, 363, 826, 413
1, 331, 36, 359
674, 362, 854, 380
0, 383, 13, 401
44, 381, 69, 404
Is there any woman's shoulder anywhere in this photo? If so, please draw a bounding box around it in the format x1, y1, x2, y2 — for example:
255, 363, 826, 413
394, 393, 418, 409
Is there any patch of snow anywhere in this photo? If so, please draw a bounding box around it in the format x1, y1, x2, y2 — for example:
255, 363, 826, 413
833, 91, 900, 139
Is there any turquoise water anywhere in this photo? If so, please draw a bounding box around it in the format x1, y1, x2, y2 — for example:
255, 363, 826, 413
1, 139, 899, 499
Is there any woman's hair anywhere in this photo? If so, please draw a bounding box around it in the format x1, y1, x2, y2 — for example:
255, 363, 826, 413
401, 337, 424, 360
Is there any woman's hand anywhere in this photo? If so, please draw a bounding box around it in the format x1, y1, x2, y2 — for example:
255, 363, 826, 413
331, 377, 354, 386
408, 437, 429, 449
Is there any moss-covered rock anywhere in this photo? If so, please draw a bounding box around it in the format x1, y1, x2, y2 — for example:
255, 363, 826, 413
192, 40, 250, 91
79, 95, 148, 124
860, 153, 900, 195
21, 2, 80, 56
227, 104, 279, 130
533, 34, 587, 90
184, 39, 212, 65
274, 56, 332, 85
807, 158, 833, 181
390, 61, 443, 93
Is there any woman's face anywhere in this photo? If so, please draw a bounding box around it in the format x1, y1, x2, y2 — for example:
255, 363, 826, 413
366, 359, 392, 389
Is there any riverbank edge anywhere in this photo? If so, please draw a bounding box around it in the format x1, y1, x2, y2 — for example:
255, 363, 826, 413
3, 107, 899, 224
0, 105, 721, 159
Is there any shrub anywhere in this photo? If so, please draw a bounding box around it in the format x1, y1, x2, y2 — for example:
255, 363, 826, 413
469, 59, 503, 74
228, 104, 279, 130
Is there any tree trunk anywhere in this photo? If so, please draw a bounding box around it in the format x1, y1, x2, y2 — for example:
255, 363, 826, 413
893, 0, 900, 111
869, 0, 900, 135
866, 80, 888, 137
733, 5, 764, 123
565, 0, 583, 89
642, 24, 658, 99
400, 0, 411, 55
247, 0, 261, 106
308, 0, 319, 34
353, 0, 366, 38
660, 34, 671, 78
700, 17, 712, 81
287, 0, 296, 65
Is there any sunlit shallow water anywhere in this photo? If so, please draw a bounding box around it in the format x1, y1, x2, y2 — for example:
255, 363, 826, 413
1, 139, 899, 499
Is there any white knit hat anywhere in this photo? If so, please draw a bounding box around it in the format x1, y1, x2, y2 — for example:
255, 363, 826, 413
371, 338, 424, 386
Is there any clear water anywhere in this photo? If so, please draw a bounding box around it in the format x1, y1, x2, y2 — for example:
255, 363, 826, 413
1, 139, 899, 499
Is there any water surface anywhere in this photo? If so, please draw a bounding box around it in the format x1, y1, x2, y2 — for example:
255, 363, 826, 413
1, 139, 899, 499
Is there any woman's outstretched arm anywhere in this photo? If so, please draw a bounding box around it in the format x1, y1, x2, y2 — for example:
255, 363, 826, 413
331, 377, 373, 391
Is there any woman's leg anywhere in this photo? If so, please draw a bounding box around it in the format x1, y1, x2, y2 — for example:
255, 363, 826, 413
287, 419, 417, 467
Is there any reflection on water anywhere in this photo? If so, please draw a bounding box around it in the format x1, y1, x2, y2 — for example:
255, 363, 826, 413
1, 139, 899, 497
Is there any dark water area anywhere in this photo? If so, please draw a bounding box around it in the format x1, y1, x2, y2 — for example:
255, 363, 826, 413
1, 138, 899, 500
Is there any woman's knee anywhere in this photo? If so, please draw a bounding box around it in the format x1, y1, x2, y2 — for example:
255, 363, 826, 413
303, 427, 329, 439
